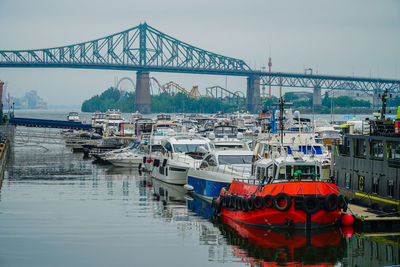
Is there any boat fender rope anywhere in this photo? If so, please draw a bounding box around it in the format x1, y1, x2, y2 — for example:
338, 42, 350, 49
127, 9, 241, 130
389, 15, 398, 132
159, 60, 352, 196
262, 195, 274, 208
324, 193, 339, 212
274, 193, 292, 212
338, 195, 348, 212
302, 195, 320, 214
254, 196, 263, 209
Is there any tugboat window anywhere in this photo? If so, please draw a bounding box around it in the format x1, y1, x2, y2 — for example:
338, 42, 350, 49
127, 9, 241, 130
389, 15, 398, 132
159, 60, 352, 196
355, 139, 367, 158
372, 177, 379, 194
388, 141, 400, 167
371, 141, 384, 160
345, 173, 351, 189
387, 180, 394, 197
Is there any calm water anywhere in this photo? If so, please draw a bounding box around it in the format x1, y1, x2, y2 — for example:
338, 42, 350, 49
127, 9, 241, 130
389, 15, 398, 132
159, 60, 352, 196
0, 110, 399, 267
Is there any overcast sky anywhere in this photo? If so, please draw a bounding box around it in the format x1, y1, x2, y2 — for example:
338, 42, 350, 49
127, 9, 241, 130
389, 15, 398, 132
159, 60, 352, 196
0, 0, 399, 107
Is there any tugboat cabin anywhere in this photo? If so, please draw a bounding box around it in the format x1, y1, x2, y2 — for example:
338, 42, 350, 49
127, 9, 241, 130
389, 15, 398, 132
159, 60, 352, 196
333, 116, 400, 211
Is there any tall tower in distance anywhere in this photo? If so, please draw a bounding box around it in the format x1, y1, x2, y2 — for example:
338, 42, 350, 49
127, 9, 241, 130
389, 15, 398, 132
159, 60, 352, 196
268, 57, 272, 97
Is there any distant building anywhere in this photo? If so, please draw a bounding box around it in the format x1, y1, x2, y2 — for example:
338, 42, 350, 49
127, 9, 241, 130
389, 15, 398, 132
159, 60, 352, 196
10, 90, 47, 109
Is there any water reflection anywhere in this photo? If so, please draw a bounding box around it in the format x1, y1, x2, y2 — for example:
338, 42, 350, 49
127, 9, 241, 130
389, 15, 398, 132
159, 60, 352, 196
151, 179, 400, 267
217, 218, 345, 266
2, 135, 400, 266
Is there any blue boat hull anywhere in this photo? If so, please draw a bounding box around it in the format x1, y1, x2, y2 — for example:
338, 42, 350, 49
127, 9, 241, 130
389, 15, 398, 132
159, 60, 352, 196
187, 175, 230, 200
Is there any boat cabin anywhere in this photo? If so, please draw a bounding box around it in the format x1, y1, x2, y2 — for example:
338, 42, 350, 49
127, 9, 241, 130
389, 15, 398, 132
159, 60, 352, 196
254, 156, 322, 184
161, 136, 211, 158
199, 150, 253, 174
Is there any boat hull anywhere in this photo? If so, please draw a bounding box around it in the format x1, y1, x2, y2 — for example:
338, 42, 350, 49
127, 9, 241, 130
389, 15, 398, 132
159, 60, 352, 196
151, 160, 189, 185
108, 157, 143, 167
186, 168, 233, 201
216, 181, 344, 230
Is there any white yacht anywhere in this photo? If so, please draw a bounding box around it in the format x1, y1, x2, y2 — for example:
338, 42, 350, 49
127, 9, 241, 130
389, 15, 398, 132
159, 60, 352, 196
185, 149, 253, 201
91, 111, 106, 128
104, 142, 147, 168
141, 122, 181, 172
103, 109, 124, 136
67, 112, 80, 122
151, 135, 211, 185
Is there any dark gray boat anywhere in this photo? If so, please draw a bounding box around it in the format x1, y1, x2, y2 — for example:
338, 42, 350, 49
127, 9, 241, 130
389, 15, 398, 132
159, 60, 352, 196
332, 92, 400, 212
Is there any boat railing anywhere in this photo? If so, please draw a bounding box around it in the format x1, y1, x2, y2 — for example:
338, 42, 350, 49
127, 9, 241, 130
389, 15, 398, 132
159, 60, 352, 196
233, 177, 259, 185
196, 162, 250, 178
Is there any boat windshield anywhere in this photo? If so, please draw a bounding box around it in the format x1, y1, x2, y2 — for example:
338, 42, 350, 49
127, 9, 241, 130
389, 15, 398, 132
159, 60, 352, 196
173, 144, 208, 153
320, 131, 340, 139
218, 155, 253, 165
214, 144, 245, 149
277, 164, 320, 180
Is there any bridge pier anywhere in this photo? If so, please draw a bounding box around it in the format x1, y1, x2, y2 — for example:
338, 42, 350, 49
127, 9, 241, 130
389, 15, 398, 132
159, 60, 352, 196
246, 76, 260, 114
313, 86, 322, 106
134, 71, 151, 114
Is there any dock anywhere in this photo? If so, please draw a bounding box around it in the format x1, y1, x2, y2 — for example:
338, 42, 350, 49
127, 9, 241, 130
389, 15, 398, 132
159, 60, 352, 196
348, 204, 400, 232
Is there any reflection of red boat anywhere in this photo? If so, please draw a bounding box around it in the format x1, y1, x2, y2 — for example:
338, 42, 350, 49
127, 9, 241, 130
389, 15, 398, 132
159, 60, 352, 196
220, 216, 345, 267
213, 156, 347, 229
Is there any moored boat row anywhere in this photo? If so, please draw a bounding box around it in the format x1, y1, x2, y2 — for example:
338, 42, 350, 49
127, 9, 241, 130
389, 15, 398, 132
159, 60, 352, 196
70, 98, 400, 231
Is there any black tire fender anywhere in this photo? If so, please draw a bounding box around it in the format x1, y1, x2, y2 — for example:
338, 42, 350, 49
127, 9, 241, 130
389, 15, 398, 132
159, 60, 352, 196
241, 198, 249, 212
247, 197, 255, 211
274, 193, 292, 212
254, 196, 263, 209
324, 193, 339, 212
303, 195, 320, 214
263, 195, 274, 208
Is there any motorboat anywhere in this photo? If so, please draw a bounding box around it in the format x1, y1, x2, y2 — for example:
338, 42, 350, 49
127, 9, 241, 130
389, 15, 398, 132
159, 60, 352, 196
91, 111, 106, 128
151, 135, 211, 185
213, 154, 347, 229
103, 109, 124, 136
141, 122, 181, 172
67, 112, 80, 122
185, 149, 253, 201
314, 118, 341, 151
104, 141, 147, 168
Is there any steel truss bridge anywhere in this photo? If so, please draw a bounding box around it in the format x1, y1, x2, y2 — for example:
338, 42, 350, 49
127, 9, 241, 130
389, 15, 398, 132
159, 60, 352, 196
0, 23, 399, 113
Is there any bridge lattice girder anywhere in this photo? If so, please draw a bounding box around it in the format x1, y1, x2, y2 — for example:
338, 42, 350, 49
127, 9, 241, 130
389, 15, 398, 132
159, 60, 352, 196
260, 73, 400, 94
0, 23, 250, 74
0, 23, 399, 94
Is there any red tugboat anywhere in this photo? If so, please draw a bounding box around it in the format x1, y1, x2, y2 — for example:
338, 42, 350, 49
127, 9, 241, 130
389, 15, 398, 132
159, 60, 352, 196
212, 155, 348, 229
